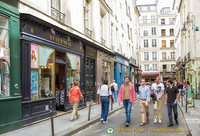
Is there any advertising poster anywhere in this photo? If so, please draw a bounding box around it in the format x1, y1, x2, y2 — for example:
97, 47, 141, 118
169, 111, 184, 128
31, 70, 38, 97
31, 43, 39, 68
77, 56, 80, 72
41, 77, 50, 94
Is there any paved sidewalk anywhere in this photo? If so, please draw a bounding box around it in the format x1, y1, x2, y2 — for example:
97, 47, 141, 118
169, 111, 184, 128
178, 99, 200, 136
1, 103, 123, 136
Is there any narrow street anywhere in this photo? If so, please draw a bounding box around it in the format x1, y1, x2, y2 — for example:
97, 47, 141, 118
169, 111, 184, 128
74, 99, 191, 136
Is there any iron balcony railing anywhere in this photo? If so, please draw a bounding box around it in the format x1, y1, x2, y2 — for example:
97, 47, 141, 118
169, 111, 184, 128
84, 27, 92, 38
101, 37, 106, 46
51, 6, 65, 23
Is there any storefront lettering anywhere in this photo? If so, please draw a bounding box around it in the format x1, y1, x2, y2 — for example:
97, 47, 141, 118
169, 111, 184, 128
49, 34, 71, 47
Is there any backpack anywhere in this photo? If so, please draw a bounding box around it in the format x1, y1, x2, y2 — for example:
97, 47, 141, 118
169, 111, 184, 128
111, 85, 115, 92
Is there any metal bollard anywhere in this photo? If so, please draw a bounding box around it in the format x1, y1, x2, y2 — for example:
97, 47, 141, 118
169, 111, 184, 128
88, 102, 91, 121
50, 101, 54, 136
185, 92, 188, 113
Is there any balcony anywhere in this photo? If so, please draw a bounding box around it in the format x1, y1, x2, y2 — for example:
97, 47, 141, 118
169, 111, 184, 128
101, 37, 106, 46
51, 6, 65, 23
84, 27, 92, 38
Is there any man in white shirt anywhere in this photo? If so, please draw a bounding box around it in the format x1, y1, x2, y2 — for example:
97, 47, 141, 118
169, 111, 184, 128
151, 76, 165, 124
97, 80, 114, 124
111, 80, 118, 103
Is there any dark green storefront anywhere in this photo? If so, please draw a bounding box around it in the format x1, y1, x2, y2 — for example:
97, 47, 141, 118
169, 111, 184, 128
0, 0, 22, 134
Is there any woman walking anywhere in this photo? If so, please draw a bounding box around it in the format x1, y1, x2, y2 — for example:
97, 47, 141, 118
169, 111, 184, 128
69, 81, 84, 121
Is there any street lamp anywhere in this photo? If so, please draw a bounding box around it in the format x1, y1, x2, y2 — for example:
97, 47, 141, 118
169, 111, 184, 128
181, 23, 187, 35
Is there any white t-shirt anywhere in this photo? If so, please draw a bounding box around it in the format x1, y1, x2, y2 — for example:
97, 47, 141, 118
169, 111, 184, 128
151, 83, 164, 99
97, 84, 112, 96
111, 83, 118, 91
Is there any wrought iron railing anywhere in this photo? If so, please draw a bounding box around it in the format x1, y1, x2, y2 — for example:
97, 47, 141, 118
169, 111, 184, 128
51, 6, 65, 23
84, 27, 92, 38
101, 37, 106, 46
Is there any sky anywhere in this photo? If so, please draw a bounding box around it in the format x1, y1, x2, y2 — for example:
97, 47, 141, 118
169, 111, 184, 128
136, 0, 174, 11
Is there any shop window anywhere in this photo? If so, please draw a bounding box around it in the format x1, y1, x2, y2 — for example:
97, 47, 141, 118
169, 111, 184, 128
102, 61, 111, 84
0, 15, 10, 97
66, 53, 81, 93
31, 43, 55, 100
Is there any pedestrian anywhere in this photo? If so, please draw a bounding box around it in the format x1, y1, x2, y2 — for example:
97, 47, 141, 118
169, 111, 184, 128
69, 81, 84, 122
97, 80, 114, 124
151, 76, 165, 123
111, 80, 118, 103
118, 76, 136, 127
165, 79, 180, 127
139, 78, 150, 126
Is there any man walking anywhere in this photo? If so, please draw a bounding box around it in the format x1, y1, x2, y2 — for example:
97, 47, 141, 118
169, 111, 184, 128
118, 76, 136, 127
139, 78, 150, 126
97, 80, 114, 124
151, 76, 165, 123
111, 80, 118, 103
165, 80, 180, 127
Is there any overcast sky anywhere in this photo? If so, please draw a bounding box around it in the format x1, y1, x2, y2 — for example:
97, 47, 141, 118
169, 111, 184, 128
136, 0, 174, 11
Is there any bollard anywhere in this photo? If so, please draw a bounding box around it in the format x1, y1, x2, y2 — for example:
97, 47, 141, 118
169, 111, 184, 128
88, 102, 91, 121
111, 97, 113, 111
185, 92, 188, 113
50, 101, 54, 136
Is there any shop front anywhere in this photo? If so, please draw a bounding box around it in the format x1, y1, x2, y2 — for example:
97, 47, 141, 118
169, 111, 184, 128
142, 72, 159, 82
96, 50, 114, 89
85, 46, 96, 103
129, 63, 139, 84
114, 52, 129, 91
0, 1, 22, 134
20, 14, 85, 124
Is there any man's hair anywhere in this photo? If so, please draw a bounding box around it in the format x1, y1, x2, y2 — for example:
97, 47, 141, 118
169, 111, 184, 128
168, 80, 173, 85
124, 76, 130, 80
156, 76, 160, 80
103, 80, 108, 85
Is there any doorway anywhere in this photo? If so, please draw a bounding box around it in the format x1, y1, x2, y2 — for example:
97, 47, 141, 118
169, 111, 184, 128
55, 52, 66, 111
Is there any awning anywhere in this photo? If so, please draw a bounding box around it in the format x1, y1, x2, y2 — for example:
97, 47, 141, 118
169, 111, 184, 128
142, 72, 160, 77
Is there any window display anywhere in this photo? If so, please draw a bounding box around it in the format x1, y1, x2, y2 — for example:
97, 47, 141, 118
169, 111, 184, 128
66, 53, 80, 93
30, 43, 55, 100
0, 15, 10, 97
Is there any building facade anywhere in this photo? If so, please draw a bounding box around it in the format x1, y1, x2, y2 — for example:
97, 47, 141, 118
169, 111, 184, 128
174, 0, 200, 96
157, 7, 176, 81
0, 0, 22, 134
17, 0, 141, 125
137, 3, 160, 82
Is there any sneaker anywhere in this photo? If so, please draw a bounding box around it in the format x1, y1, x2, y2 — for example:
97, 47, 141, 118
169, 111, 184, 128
140, 122, 145, 126
125, 123, 129, 127
101, 118, 104, 121
158, 119, 162, 123
154, 118, 157, 123
103, 121, 108, 124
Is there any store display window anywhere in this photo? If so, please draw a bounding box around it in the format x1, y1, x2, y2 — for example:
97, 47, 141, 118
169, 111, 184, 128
30, 43, 55, 100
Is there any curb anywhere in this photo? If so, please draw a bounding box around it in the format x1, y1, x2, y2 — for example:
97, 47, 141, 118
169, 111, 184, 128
177, 103, 192, 136
62, 105, 123, 136
63, 98, 139, 136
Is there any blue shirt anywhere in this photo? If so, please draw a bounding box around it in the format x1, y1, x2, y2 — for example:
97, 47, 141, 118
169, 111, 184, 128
139, 85, 150, 100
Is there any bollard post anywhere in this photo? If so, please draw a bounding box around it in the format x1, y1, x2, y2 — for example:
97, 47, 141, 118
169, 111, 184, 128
111, 97, 113, 111
88, 102, 91, 121
185, 92, 188, 113
50, 101, 54, 136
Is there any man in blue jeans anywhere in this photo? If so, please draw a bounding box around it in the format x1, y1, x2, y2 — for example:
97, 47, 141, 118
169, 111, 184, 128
97, 80, 114, 124
118, 76, 136, 127
165, 80, 180, 127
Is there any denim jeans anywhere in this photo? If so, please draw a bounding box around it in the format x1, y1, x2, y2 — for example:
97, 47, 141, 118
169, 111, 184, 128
112, 91, 118, 102
167, 102, 178, 125
123, 99, 132, 123
100, 96, 109, 122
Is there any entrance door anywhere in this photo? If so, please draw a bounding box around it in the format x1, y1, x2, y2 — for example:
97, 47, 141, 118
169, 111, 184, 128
55, 52, 66, 111
85, 57, 96, 102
